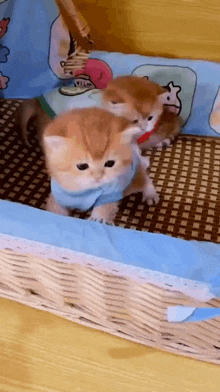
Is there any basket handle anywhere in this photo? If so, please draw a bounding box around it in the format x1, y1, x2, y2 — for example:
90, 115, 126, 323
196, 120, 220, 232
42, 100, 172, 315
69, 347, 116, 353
55, 0, 95, 53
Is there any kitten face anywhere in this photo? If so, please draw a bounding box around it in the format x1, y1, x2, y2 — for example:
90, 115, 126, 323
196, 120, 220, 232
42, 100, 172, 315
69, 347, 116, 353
105, 99, 164, 133
102, 76, 167, 134
43, 108, 140, 192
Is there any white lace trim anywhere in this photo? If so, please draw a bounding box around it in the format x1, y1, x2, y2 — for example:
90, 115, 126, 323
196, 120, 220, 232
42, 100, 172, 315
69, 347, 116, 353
0, 233, 213, 301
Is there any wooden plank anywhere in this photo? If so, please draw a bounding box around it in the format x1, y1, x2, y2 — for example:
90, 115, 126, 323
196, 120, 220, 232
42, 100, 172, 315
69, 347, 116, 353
0, 298, 219, 392
74, 0, 220, 61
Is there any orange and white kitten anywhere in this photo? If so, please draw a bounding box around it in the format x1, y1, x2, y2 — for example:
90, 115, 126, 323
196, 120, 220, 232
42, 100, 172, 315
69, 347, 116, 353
102, 76, 181, 149
43, 108, 159, 223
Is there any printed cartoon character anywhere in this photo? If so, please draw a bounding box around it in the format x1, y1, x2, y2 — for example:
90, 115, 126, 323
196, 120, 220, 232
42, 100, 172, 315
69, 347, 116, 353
49, 15, 71, 79
143, 76, 181, 115
59, 84, 93, 97
59, 32, 88, 77
162, 82, 182, 115
59, 59, 112, 96
0, 44, 9, 62
0, 17, 10, 38
74, 74, 95, 89
74, 59, 112, 88
132, 65, 196, 126
60, 32, 76, 70
0, 71, 9, 89
49, 15, 88, 79
210, 88, 220, 134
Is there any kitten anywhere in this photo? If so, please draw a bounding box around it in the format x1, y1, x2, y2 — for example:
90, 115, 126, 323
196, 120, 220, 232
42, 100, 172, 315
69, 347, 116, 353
43, 107, 159, 223
17, 98, 51, 147
102, 76, 181, 150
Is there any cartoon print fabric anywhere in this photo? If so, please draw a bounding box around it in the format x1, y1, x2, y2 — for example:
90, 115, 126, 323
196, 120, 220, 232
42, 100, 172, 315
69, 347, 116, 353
0, 4, 10, 91
1, 0, 220, 137
0, 0, 58, 98
49, 13, 92, 81
49, 14, 76, 80
86, 51, 220, 137
209, 88, 220, 134
40, 50, 220, 137
59, 59, 112, 95
0, 0, 92, 98
132, 65, 196, 127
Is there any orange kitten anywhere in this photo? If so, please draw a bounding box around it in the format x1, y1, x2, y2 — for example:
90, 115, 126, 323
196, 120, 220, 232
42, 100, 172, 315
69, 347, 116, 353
43, 108, 159, 223
102, 76, 180, 149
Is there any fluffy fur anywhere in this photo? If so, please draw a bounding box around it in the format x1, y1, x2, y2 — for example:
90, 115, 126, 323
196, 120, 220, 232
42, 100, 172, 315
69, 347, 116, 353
17, 98, 51, 147
102, 76, 181, 149
43, 108, 159, 222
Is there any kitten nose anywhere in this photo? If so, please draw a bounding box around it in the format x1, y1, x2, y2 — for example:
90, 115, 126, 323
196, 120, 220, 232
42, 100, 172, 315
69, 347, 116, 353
93, 170, 104, 182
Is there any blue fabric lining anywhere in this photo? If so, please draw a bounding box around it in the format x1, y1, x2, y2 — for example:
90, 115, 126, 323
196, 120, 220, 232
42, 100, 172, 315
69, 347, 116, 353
1, 199, 220, 300
168, 307, 220, 323
0, 0, 66, 98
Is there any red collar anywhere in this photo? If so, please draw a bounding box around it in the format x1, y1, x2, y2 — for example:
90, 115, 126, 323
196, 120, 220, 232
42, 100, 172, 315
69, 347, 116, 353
137, 119, 160, 144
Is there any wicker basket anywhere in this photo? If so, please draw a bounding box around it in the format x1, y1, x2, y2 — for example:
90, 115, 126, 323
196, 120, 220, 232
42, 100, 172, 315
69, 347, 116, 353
1, 230, 220, 366
1, 0, 220, 367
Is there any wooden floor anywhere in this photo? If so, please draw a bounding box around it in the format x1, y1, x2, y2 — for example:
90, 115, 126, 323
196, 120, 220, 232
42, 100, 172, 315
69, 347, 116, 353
1, 298, 220, 392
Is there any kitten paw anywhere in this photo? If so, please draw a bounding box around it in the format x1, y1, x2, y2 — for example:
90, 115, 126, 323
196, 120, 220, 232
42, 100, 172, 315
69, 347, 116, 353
89, 202, 118, 225
46, 194, 69, 216
156, 138, 171, 149
142, 184, 159, 205
155, 142, 163, 149
162, 138, 171, 147
140, 155, 150, 169
88, 216, 115, 225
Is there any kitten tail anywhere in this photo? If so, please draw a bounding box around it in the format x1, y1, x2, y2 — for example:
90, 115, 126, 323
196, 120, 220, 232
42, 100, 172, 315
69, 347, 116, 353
17, 98, 51, 147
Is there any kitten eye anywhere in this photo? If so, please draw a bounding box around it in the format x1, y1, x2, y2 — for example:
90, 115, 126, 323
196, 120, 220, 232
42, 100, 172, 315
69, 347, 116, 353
111, 100, 117, 104
104, 160, 115, 168
77, 163, 89, 171
148, 116, 153, 121
133, 119, 139, 124
167, 97, 170, 101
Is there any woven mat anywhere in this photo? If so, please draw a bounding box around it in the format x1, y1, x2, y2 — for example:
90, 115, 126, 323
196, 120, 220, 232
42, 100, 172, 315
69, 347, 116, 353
1, 99, 220, 243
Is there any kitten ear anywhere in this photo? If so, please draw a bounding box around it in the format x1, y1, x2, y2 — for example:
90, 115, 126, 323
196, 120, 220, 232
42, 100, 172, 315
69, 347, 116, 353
108, 102, 128, 117
43, 135, 69, 154
121, 125, 141, 144
158, 91, 169, 105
